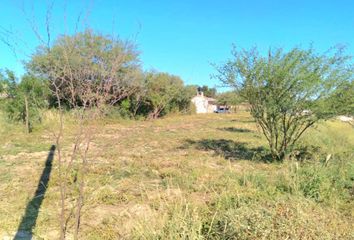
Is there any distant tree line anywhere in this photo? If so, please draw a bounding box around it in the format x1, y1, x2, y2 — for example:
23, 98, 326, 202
0, 31, 203, 132
0, 28, 252, 133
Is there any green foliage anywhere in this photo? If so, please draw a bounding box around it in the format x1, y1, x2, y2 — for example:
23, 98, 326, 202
327, 80, 354, 116
298, 166, 323, 201
216, 91, 243, 112
0, 69, 17, 98
4, 74, 48, 132
6, 31, 196, 120
198, 85, 217, 98
117, 99, 132, 119
172, 84, 197, 114
298, 153, 353, 203
215, 46, 353, 160
27, 29, 142, 108
103, 72, 195, 119
144, 72, 193, 119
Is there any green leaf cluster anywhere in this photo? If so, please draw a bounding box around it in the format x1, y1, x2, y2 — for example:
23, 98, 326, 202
215, 46, 353, 160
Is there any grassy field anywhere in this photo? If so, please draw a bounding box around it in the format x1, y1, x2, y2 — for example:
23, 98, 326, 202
0, 111, 353, 239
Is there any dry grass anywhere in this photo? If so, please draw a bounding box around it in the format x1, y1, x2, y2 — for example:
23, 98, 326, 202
0, 111, 353, 239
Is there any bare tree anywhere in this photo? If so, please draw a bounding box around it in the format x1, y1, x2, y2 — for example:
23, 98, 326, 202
27, 30, 141, 238
1, 2, 141, 238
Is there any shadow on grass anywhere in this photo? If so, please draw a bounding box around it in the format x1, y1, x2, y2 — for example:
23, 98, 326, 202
182, 139, 272, 162
14, 145, 55, 240
218, 127, 253, 133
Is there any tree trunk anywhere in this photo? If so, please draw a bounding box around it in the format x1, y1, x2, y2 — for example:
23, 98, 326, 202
74, 137, 90, 240
74, 177, 84, 240
24, 95, 30, 134
148, 108, 161, 120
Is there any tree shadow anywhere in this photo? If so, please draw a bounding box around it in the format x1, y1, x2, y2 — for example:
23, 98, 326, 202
218, 127, 253, 133
14, 145, 55, 240
182, 139, 272, 162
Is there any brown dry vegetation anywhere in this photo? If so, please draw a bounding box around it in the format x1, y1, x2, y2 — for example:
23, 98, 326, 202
0, 110, 353, 239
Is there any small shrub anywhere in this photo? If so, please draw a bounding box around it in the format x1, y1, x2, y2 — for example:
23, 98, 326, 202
290, 144, 323, 162
299, 167, 323, 201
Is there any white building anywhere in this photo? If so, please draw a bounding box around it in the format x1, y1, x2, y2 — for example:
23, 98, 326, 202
191, 92, 217, 113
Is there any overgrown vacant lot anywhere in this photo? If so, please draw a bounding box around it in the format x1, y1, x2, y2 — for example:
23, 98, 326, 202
0, 112, 353, 239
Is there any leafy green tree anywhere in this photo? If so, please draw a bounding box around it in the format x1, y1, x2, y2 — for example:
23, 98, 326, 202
176, 85, 198, 114
199, 85, 217, 98
145, 72, 185, 119
27, 30, 141, 108
327, 80, 354, 116
215, 46, 353, 161
5, 74, 49, 133
216, 91, 242, 111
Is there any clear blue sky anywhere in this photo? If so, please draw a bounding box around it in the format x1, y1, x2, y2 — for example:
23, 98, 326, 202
0, 0, 353, 89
